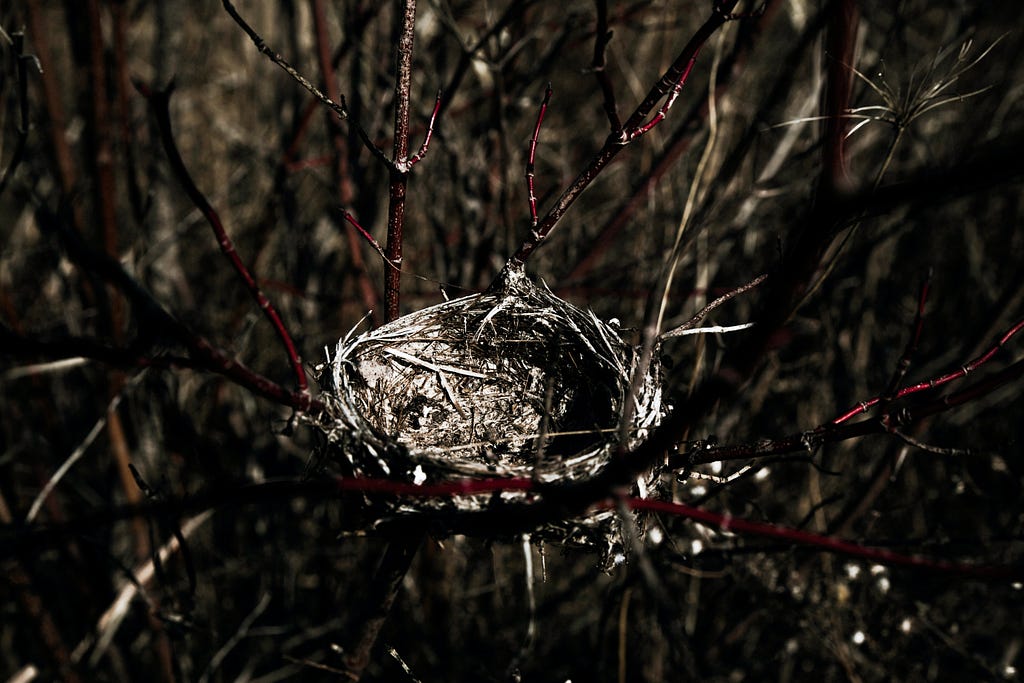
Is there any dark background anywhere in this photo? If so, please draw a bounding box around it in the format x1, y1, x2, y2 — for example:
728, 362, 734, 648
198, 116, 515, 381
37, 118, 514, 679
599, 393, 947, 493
2, 1, 1023, 681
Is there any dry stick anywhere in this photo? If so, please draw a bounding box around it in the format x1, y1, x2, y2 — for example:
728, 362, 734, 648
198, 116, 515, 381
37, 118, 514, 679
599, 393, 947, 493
509, 0, 742, 267
140, 84, 310, 406
26, 198, 320, 412
341, 536, 422, 680
660, 273, 767, 338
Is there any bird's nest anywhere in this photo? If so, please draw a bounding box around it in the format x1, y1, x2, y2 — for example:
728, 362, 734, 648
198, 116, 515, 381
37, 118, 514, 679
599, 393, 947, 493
311, 267, 664, 560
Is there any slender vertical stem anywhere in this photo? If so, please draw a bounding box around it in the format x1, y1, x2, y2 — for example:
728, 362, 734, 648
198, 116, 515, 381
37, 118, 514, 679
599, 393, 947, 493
384, 0, 418, 322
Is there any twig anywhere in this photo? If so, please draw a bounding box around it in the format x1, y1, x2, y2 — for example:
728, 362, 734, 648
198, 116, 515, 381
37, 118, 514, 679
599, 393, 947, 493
660, 273, 767, 338
591, 0, 621, 132
384, 0, 420, 322
341, 535, 422, 680
72, 511, 215, 666
198, 593, 272, 683
525, 84, 553, 229
25, 372, 147, 523
220, 0, 391, 168
833, 315, 1024, 424
509, 0, 746, 267
621, 497, 1017, 579
21, 204, 319, 412
138, 82, 310, 405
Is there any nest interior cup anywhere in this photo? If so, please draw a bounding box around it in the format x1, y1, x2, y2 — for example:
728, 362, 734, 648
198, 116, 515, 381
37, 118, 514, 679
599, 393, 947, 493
313, 267, 664, 560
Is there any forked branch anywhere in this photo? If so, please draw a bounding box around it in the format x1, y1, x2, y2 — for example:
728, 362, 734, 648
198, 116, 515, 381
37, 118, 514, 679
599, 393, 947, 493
510, 0, 752, 267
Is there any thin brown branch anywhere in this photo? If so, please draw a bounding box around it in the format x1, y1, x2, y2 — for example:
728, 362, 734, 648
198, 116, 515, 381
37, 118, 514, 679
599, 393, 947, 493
17, 202, 320, 412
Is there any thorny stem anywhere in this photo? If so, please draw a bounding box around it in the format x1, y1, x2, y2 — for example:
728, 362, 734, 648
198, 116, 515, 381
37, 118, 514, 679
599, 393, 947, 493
622, 498, 1016, 580
568, 0, 784, 281
674, 354, 1024, 468
509, 0, 742, 267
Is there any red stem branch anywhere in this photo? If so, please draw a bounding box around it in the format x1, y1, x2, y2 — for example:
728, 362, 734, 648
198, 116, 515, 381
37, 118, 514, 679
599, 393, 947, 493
509, 0, 741, 267
525, 84, 553, 229
833, 315, 1024, 425
139, 83, 310, 405
384, 0, 419, 322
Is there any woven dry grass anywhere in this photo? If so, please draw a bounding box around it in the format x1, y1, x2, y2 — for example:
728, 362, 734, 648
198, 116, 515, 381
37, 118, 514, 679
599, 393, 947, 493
312, 266, 663, 552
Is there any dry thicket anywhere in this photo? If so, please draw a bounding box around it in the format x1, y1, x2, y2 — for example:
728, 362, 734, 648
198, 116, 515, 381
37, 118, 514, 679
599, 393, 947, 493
2, 1, 1024, 681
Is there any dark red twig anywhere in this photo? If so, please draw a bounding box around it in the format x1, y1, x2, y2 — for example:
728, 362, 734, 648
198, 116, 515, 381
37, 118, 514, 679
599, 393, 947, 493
383, 0, 420, 322
7, 473, 1015, 581
622, 497, 1017, 580
13, 205, 321, 412
342, 209, 393, 268
671, 352, 1024, 472
138, 82, 310, 405
525, 84, 553, 229
509, 0, 744, 267
833, 315, 1024, 424
404, 90, 443, 170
